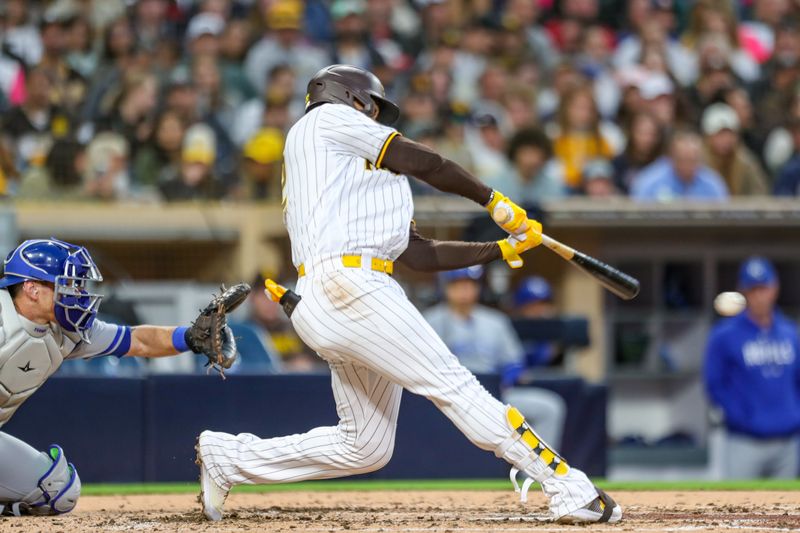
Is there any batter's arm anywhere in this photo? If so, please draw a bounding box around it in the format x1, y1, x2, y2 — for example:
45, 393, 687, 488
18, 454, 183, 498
380, 136, 493, 206
396, 222, 502, 272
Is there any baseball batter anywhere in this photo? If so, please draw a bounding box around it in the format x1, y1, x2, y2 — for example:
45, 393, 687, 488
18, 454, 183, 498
0, 238, 246, 516
197, 65, 622, 524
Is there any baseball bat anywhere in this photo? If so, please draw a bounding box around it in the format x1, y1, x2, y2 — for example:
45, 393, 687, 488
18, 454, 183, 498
539, 234, 640, 300
491, 205, 640, 300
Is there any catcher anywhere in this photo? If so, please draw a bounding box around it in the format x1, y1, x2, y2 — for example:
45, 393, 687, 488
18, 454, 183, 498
0, 238, 249, 516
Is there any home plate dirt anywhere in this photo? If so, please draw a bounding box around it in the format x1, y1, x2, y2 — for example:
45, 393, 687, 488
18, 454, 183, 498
1, 491, 798, 532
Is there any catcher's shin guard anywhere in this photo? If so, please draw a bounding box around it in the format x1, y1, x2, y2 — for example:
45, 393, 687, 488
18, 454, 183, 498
0, 444, 81, 516
495, 406, 568, 499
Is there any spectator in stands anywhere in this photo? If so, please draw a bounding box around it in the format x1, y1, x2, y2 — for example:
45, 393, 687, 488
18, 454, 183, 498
581, 158, 618, 197
233, 65, 302, 146
82, 17, 138, 122
65, 16, 96, 79
684, 52, 737, 127
613, 12, 695, 88
551, 85, 616, 191
133, 109, 187, 189
0, 143, 16, 197
94, 72, 158, 160
185, 12, 224, 59
501, 0, 559, 71
741, 0, 792, 62
1, 67, 72, 175
681, 0, 761, 83
638, 73, 678, 131
631, 130, 729, 201
218, 18, 257, 105
704, 257, 800, 479
701, 103, 769, 196
399, 87, 439, 139
465, 113, 510, 181
774, 118, 800, 196
244, 0, 329, 97
182, 13, 250, 113
425, 267, 566, 448
612, 111, 666, 194
37, 13, 87, 115
330, 0, 385, 71
191, 54, 237, 133
753, 20, 800, 139
502, 86, 538, 131
491, 128, 565, 203
0, 0, 43, 67
719, 86, 764, 169
133, 0, 175, 53
239, 128, 284, 201
513, 276, 564, 368
82, 132, 130, 200
159, 123, 226, 201
435, 104, 475, 175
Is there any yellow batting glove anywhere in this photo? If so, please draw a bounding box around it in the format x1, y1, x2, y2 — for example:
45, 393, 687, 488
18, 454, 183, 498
498, 238, 524, 269
264, 278, 288, 302
486, 190, 528, 235
508, 218, 543, 255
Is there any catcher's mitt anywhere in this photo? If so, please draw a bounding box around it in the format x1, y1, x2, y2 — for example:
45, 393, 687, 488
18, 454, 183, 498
185, 282, 251, 377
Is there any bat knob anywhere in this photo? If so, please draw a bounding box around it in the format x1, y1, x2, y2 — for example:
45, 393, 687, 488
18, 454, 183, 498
492, 205, 513, 224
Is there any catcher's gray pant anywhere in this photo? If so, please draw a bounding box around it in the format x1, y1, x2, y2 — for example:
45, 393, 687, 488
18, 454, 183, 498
199, 264, 599, 518
722, 431, 799, 479
0, 431, 52, 503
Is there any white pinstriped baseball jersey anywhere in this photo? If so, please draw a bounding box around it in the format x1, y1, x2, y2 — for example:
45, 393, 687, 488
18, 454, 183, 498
282, 103, 413, 268
197, 101, 604, 522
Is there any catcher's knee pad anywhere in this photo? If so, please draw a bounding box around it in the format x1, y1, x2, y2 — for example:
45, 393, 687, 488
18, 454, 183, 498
1, 444, 82, 516
495, 406, 568, 481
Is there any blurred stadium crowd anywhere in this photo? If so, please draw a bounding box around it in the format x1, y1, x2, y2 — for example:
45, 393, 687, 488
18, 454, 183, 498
2, 0, 800, 201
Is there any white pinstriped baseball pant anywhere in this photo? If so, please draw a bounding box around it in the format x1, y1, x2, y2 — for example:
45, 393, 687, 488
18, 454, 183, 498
198, 258, 598, 518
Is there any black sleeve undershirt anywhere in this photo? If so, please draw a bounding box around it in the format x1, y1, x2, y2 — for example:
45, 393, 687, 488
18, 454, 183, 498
380, 136, 493, 206
396, 222, 502, 272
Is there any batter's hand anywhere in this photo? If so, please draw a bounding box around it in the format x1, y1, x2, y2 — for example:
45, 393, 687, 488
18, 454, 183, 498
486, 190, 528, 235
497, 219, 543, 269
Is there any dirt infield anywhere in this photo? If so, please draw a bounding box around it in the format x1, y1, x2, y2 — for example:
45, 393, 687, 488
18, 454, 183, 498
1, 490, 798, 532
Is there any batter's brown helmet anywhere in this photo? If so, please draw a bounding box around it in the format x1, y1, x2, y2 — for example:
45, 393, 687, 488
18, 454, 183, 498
305, 64, 400, 125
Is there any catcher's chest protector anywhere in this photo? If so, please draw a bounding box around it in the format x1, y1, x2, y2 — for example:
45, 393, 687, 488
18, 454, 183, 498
0, 290, 73, 427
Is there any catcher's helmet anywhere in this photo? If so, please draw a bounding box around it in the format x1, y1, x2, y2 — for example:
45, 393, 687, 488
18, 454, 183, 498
0, 238, 103, 342
305, 64, 400, 125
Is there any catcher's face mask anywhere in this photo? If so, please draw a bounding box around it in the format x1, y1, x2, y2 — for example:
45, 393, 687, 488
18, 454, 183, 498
52, 245, 104, 343
1, 238, 104, 343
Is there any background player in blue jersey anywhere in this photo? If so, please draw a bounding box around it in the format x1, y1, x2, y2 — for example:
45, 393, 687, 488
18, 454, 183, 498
704, 257, 800, 479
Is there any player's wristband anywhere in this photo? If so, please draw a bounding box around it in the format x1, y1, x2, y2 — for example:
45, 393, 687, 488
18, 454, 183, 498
172, 326, 190, 353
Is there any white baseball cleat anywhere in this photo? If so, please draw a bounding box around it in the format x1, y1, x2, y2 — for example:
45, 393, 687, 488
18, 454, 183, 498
557, 488, 623, 524
196, 432, 228, 521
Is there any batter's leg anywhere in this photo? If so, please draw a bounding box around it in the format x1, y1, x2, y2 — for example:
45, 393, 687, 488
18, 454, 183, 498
198, 360, 402, 490
502, 387, 566, 449
291, 270, 607, 520
0, 432, 53, 507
